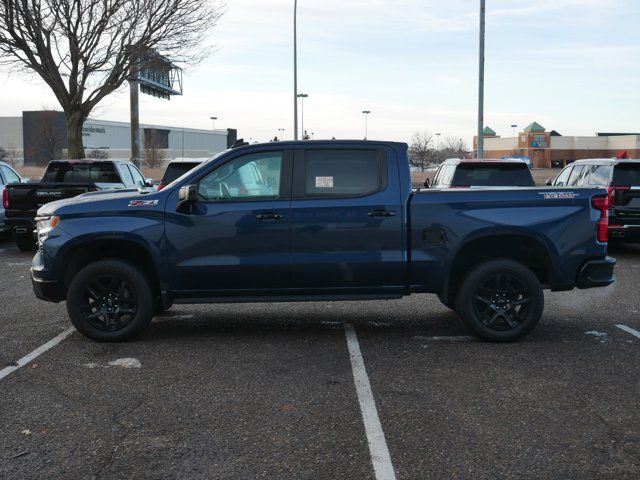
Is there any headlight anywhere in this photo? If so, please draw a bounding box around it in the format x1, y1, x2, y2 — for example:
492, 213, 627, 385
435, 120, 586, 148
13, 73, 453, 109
35, 215, 60, 245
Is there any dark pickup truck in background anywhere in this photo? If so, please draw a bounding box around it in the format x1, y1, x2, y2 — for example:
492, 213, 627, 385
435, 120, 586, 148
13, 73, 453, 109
30, 140, 615, 343
548, 158, 640, 243
3, 159, 153, 251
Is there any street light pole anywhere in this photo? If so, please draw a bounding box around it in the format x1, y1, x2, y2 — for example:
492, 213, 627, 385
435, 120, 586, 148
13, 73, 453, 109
293, 0, 299, 140
511, 124, 518, 137
210, 116, 217, 131
436, 132, 442, 164
477, 0, 486, 159
362, 110, 371, 139
278, 128, 285, 140
297, 93, 308, 139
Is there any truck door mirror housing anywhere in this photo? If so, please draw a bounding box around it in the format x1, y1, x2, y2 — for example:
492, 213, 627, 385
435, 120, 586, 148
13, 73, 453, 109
545, 178, 553, 186
145, 178, 155, 188
423, 178, 431, 188
178, 185, 198, 203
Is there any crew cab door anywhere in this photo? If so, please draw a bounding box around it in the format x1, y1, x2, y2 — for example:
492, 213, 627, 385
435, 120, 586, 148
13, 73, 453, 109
165, 148, 293, 294
289, 146, 404, 292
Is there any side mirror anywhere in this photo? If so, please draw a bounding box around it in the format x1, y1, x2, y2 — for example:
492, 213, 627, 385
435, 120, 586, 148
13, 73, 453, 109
545, 178, 553, 186
145, 178, 154, 187
21, 177, 31, 183
178, 184, 198, 203
423, 178, 431, 189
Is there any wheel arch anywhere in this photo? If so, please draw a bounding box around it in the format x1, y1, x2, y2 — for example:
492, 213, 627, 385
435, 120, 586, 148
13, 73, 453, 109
441, 232, 556, 305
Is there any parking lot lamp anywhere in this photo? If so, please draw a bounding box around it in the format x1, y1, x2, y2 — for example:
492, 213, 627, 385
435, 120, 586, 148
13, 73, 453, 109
362, 110, 371, 139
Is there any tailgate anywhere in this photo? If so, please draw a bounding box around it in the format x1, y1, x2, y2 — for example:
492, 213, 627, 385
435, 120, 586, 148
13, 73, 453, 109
6, 183, 95, 216
611, 164, 640, 225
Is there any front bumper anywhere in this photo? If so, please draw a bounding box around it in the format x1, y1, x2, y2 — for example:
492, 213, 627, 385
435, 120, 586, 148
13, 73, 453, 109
577, 257, 616, 289
31, 270, 63, 303
6, 217, 36, 238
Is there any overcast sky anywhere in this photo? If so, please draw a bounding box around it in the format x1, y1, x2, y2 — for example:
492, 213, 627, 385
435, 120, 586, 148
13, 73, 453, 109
2, 0, 639, 145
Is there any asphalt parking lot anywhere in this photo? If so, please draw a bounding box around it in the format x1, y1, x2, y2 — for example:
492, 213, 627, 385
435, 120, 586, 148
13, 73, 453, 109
1, 237, 640, 480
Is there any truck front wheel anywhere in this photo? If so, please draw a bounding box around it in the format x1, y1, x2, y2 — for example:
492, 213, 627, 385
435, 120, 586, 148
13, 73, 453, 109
456, 259, 543, 342
66, 259, 154, 342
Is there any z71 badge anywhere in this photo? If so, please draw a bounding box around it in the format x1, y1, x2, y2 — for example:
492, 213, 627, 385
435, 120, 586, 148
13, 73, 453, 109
128, 199, 159, 207
538, 191, 578, 200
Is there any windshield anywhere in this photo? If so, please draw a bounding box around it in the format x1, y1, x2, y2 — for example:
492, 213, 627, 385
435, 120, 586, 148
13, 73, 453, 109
612, 163, 640, 186
42, 162, 120, 183
451, 163, 535, 187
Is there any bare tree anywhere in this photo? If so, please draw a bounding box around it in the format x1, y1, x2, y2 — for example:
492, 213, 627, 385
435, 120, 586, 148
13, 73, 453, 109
0, 0, 224, 158
142, 136, 166, 168
87, 149, 109, 159
441, 136, 468, 160
4, 143, 20, 166
408, 131, 434, 171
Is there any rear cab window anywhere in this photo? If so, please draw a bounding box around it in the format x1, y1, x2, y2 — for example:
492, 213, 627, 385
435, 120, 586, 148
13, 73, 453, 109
297, 149, 386, 197
42, 162, 120, 183
451, 163, 535, 187
613, 163, 640, 186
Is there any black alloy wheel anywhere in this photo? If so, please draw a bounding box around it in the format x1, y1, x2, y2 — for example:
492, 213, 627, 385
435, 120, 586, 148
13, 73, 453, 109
67, 259, 154, 342
81, 274, 138, 332
472, 274, 530, 331
456, 259, 544, 342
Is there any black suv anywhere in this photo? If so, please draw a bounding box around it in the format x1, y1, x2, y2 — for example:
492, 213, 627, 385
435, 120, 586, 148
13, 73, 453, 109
548, 159, 640, 242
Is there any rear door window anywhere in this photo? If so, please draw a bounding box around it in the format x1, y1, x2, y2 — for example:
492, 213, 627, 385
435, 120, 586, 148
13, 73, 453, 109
118, 164, 134, 186
128, 165, 146, 187
567, 165, 585, 186
613, 163, 640, 186
451, 163, 535, 187
1, 165, 21, 185
300, 150, 384, 197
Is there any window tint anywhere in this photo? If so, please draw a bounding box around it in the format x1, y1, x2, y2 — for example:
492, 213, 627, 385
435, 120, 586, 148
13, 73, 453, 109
118, 164, 134, 185
431, 166, 443, 186
613, 164, 640, 186
162, 162, 201, 184
567, 165, 585, 186
554, 166, 572, 186
1, 165, 20, 185
42, 162, 120, 183
451, 163, 535, 187
587, 165, 613, 186
128, 165, 146, 187
303, 150, 382, 196
198, 151, 282, 201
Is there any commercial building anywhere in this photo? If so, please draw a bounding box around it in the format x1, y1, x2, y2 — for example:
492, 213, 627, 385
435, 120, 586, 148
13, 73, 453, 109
0, 111, 237, 166
474, 122, 640, 168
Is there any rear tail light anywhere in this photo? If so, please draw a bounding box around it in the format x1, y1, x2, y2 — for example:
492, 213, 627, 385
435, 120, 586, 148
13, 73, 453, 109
2, 188, 8, 209
157, 182, 165, 191
592, 194, 609, 243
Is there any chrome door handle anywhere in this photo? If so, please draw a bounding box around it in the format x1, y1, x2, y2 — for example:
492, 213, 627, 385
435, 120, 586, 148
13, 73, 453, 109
368, 210, 396, 218
256, 212, 284, 220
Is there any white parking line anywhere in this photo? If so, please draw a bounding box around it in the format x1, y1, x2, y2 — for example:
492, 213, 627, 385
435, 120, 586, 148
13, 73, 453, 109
0, 328, 74, 381
344, 323, 396, 480
616, 324, 640, 340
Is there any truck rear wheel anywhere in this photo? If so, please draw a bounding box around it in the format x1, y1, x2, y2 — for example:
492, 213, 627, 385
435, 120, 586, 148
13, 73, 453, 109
66, 259, 154, 342
16, 236, 37, 252
456, 259, 543, 342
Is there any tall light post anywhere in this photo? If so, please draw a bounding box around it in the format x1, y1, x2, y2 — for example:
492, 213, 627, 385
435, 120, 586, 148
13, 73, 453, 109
477, 0, 486, 159
297, 93, 308, 140
210, 116, 218, 131
436, 132, 442, 164
511, 124, 518, 137
278, 128, 285, 140
293, 0, 299, 140
362, 110, 371, 139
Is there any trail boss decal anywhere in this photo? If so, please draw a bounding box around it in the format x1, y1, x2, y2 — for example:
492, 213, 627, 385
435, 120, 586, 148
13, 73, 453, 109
538, 191, 579, 200
128, 199, 159, 207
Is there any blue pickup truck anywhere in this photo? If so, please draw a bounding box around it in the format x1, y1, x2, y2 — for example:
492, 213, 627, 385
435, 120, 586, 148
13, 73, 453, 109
31, 140, 615, 342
